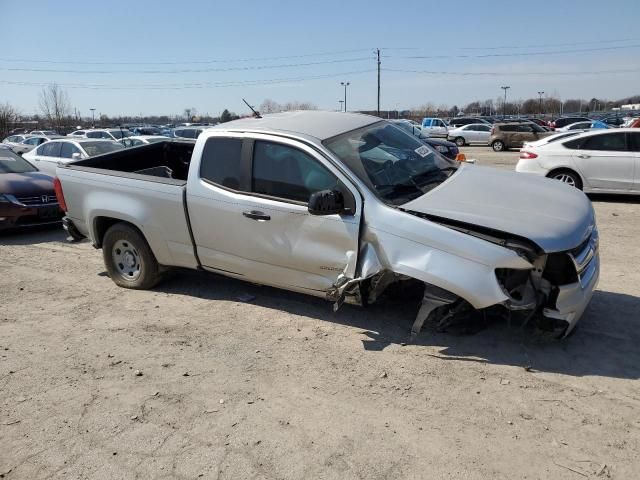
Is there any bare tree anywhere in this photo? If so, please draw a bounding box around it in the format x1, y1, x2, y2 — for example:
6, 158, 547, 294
259, 99, 280, 114
0, 102, 20, 138
39, 83, 71, 130
183, 107, 198, 122
259, 99, 317, 113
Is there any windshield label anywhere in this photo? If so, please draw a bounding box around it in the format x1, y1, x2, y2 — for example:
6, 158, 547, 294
414, 145, 430, 157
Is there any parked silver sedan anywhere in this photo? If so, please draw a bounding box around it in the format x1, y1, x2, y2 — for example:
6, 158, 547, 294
447, 123, 492, 146
12, 135, 64, 155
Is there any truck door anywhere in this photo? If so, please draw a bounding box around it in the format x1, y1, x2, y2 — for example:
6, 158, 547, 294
186, 133, 362, 295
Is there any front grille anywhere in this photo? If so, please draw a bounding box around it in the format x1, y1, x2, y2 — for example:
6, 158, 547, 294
15, 194, 58, 206
569, 228, 598, 288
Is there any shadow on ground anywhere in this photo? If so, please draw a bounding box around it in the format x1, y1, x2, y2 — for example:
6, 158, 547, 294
0, 224, 68, 245
150, 268, 640, 381
588, 193, 640, 204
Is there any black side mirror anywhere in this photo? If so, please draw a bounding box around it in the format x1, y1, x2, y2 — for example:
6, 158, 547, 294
308, 189, 345, 216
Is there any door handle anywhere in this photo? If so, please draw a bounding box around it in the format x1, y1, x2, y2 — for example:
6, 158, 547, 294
577, 154, 590, 159
242, 210, 271, 221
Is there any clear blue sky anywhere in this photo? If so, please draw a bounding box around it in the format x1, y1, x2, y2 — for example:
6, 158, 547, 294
2, 0, 640, 118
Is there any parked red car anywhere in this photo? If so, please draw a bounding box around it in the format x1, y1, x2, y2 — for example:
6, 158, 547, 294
629, 118, 640, 128
0, 146, 63, 230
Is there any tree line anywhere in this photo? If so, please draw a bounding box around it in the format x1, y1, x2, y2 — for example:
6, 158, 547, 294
1, 83, 637, 138
410, 93, 640, 119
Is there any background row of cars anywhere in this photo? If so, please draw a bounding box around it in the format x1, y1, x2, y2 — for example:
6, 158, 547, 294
413, 113, 640, 152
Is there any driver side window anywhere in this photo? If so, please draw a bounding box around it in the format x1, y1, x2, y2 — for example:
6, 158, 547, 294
252, 141, 339, 203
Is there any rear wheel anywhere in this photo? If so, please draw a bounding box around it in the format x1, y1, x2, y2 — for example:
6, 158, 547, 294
548, 169, 582, 190
454, 136, 466, 147
102, 223, 161, 289
492, 140, 505, 152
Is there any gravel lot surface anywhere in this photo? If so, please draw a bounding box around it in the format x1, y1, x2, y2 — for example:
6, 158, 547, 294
1, 147, 639, 479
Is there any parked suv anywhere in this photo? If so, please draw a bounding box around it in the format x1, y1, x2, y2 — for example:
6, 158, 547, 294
489, 122, 553, 151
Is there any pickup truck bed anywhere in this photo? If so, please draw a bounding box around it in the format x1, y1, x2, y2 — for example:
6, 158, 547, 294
60, 140, 199, 270
70, 140, 195, 182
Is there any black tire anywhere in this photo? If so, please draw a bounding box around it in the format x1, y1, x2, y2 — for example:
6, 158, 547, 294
454, 136, 466, 147
547, 169, 583, 190
102, 222, 161, 289
492, 140, 506, 152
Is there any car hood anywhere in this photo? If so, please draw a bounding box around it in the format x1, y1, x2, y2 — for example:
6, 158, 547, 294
402, 165, 594, 253
0, 171, 55, 195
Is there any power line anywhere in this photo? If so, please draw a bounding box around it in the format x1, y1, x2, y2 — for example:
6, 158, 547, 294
0, 57, 372, 74
460, 37, 640, 50
3, 38, 639, 67
384, 67, 640, 76
0, 69, 376, 90
385, 43, 640, 60
0, 48, 372, 65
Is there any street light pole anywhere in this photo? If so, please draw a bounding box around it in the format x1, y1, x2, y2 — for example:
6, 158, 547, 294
340, 81, 350, 112
90, 108, 96, 127
500, 86, 510, 118
537, 91, 545, 117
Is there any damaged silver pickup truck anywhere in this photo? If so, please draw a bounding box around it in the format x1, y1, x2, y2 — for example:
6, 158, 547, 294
56, 111, 599, 338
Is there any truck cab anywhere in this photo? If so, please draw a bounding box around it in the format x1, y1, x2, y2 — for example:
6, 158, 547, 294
420, 118, 449, 137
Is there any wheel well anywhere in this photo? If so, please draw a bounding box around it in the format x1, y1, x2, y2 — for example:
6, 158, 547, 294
546, 168, 583, 188
93, 217, 144, 248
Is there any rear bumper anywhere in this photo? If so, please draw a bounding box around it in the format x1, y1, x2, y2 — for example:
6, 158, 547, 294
515, 159, 548, 175
62, 216, 86, 240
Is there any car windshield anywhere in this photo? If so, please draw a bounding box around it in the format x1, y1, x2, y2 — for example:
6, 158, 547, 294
324, 121, 458, 205
0, 148, 38, 173
109, 130, 133, 139
81, 141, 125, 156
41, 131, 57, 135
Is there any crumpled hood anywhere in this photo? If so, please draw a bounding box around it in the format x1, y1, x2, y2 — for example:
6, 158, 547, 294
402, 165, 594, 253
0, 172, 55, 196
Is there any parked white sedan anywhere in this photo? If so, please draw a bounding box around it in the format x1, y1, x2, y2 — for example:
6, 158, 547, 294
23, 138, 124, 175
121, 135, 169, 147
516, 128, 640, 193
447, 123, 492, 146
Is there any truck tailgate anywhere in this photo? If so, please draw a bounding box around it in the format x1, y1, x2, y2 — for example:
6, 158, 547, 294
58, 166, 197, 269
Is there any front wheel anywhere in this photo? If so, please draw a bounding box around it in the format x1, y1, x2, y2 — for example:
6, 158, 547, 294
102, 223, 161, 289
492, 140, 505, 152
454, 136, 465, 147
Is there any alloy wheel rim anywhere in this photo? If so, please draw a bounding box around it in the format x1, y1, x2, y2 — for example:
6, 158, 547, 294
112, 239, 141, 280
553, 173, 576, 187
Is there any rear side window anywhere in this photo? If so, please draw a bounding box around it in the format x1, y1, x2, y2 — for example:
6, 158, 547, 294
498, 125, 518, 132
252, 141, 338, 203
581, 133, 627, 151
39, 142, 62, 157
200, 138, 243, 190
629, 132, 640, 152
60, 142, 81, 159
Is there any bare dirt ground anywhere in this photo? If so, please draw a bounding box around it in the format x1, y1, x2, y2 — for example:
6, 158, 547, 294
1, 148, 639, 479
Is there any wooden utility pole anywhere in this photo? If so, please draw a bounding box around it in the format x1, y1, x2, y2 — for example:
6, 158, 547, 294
377, 48, 381, 117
